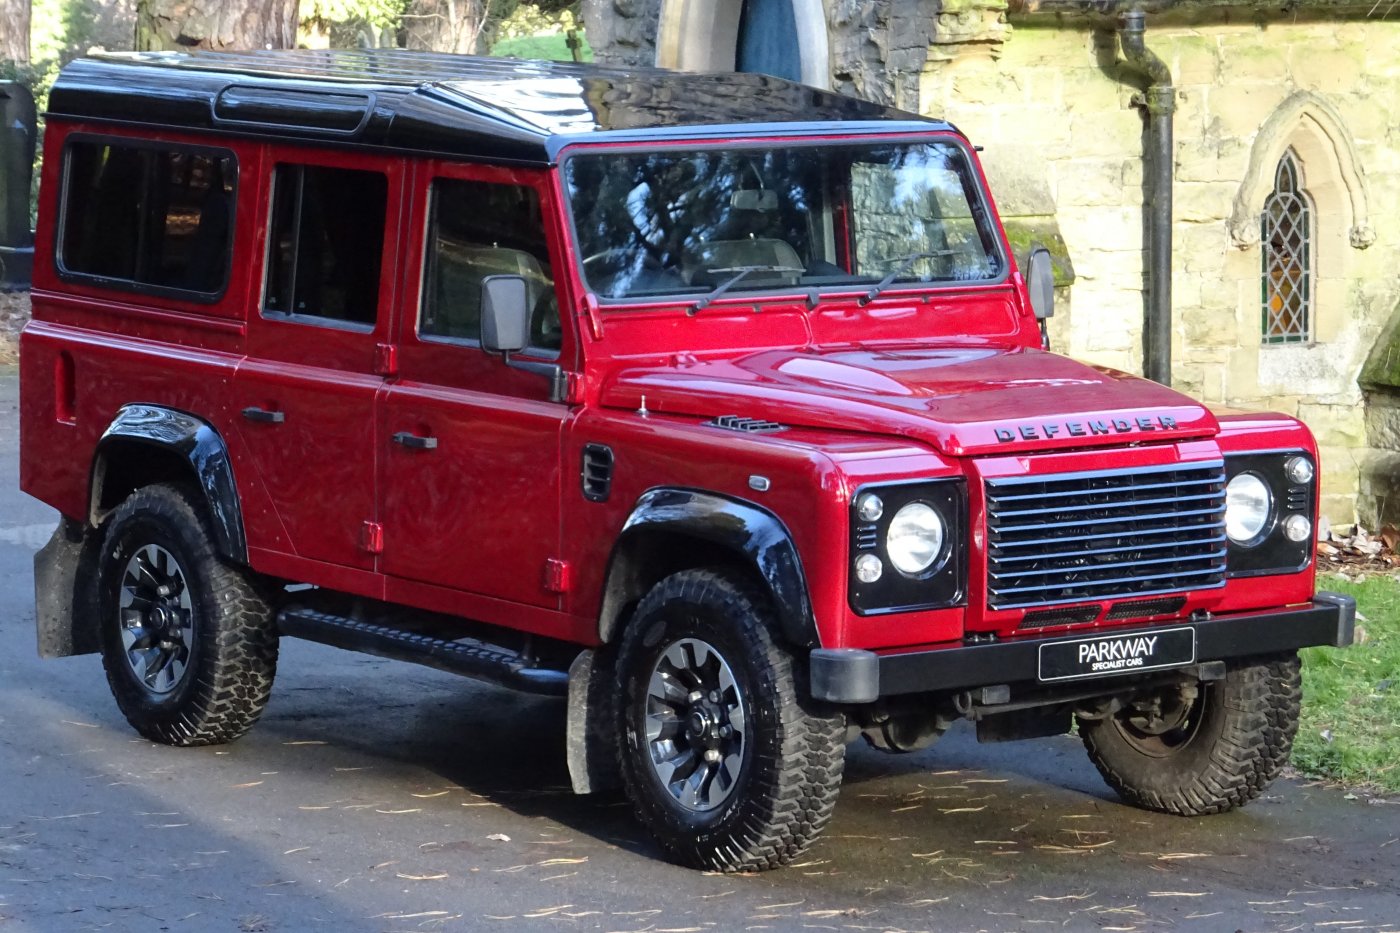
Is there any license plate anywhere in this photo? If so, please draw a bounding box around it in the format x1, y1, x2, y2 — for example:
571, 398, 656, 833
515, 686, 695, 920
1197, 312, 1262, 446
1038, 626, 1196, 682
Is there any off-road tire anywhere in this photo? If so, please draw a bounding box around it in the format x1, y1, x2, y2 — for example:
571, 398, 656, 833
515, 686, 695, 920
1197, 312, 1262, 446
616, 569, 846, 872
1078, 654, 1302, 815
98, 483, 278, 746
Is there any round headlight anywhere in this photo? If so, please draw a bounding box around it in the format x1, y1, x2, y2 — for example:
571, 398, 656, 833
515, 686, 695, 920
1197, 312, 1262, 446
886, 502, 945, 575
1226, 473, 1273, 544
1283, 513, 1313, 543
856, 493, 884, 523
1285, 456, 1315, 485
854, 553, 884, 583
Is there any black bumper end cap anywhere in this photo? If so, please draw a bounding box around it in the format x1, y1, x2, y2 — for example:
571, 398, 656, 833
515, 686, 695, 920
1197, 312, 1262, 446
810, 648, 879, 704
1314, 590, 1357, 647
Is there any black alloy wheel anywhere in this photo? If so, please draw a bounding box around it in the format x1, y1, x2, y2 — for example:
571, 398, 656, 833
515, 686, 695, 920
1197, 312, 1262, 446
98, 483, 279, 746
616, 569, 847, 872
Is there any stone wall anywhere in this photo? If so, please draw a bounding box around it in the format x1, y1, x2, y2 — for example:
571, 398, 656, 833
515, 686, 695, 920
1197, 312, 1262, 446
924, 15, 1400, 522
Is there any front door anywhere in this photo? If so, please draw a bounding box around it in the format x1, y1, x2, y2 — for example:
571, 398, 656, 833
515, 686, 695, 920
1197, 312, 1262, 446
378, 163, 572, 610
233, 150, 403, 573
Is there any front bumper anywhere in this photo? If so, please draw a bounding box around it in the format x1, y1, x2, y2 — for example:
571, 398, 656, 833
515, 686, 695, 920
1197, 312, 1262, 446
810, 592, 1356, 704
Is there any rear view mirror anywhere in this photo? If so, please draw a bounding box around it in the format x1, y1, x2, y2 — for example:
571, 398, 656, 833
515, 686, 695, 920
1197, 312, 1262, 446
480, 274, 530, 354
730, 189, 778, 211
1026, 247, 1055, 321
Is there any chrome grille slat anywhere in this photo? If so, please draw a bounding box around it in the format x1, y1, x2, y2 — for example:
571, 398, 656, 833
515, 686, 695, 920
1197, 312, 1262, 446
986, 461, 1227, 609
991, 519, 1225, 551
989, 474, 1225, 502
993, 533, 1227, 564
991, 505, 1224, 537
991, 548, 1227, 581
992, 490, 1224, 519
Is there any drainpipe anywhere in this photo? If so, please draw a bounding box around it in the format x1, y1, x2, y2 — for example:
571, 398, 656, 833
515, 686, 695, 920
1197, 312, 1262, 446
1117, 8, 1175, 386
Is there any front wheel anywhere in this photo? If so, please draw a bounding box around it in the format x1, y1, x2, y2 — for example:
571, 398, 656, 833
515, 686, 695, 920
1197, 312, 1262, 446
1078, 654, 1302, 815
98, 483, 279, 746
615, 570, 846, 871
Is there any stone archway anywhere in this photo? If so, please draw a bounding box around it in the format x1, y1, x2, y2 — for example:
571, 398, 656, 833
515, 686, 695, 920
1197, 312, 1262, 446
1228, 90, 1374, 252
657, 0, 831, 87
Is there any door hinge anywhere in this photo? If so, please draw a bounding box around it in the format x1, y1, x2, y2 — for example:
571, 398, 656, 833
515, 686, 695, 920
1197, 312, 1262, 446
563, 372, 584, 405
544, 558, 571, 593
361, 520, 385, 554
375, 342, 398, 376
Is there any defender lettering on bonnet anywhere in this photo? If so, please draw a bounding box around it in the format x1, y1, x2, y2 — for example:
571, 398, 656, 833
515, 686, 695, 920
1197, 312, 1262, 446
995, 414, 1179, 443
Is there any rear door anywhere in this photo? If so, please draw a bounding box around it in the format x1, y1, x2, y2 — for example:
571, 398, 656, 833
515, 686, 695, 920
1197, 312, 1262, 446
377, 161, 572, 611
233, 149, 403, 574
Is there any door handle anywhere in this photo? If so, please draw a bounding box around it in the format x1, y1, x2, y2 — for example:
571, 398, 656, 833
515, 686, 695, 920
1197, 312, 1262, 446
241, 406, 285, 424
392, 431, 438, 450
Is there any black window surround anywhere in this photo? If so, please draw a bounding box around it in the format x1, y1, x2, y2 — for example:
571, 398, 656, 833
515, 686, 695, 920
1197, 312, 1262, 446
54, 133, 239, 304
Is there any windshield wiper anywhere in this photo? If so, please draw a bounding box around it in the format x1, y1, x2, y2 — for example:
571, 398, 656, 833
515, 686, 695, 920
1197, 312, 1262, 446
858, 250, 957, 306
689, 265, 805, 315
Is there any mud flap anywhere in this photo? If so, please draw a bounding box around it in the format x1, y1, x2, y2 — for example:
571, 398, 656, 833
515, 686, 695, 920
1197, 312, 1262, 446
34, 516, 102, 659
566, 648, 621, 795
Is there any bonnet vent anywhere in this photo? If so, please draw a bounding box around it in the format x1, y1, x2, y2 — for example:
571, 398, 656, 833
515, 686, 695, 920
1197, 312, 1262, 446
706, 414, 787, 434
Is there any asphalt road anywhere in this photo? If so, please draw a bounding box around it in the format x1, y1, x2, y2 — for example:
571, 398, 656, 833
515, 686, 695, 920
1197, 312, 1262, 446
1, 369, 1397, 933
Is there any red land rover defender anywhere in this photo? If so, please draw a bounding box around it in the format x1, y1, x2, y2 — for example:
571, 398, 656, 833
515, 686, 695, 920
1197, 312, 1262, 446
22, 49, 1354, 871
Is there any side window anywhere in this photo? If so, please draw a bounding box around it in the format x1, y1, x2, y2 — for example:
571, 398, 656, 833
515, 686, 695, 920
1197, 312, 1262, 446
60, 139, 235, 295
264, 164, 387, 327
420, 178, 560, 355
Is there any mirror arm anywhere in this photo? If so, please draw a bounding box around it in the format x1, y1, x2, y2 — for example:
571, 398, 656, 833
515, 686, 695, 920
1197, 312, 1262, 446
501, 351, 568, 404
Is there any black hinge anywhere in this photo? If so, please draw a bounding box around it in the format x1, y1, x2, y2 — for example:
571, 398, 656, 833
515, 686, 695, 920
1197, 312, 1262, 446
581, 444, 614, 502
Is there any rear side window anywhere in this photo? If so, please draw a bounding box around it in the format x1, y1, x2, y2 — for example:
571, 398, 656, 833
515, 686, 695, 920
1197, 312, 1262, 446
60, 139, 236, 296
263, 164, 387, 327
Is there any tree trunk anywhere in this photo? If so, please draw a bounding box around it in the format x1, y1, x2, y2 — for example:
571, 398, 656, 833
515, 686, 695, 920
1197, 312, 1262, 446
0, 0, 31, 64
403, 0, 489, 55
136, 0, 300, 51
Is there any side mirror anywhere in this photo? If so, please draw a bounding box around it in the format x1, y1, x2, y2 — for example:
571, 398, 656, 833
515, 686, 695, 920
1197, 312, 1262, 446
480, 274, 531, 354
1026, 247, 1055, 321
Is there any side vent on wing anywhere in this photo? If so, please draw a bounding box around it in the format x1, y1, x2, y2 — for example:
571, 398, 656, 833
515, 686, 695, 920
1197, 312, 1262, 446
706, 414, 787, 434
581, 444, 614, 502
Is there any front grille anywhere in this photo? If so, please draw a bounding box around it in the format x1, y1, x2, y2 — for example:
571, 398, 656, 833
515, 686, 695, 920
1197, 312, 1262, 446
986, 461, 1227, 609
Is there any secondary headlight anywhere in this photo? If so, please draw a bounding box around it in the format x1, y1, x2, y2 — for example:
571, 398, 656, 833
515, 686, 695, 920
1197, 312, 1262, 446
886, 502, 945, 575
1225, 472, 1272, 545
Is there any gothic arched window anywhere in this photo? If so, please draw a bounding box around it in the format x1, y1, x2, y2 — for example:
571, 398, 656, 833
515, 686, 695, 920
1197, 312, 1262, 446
1261, 150, 1313, 344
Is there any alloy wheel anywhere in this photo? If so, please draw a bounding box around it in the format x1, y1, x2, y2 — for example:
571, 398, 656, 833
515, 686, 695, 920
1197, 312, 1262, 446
117, 544, 195, 695
643, 637, 748, 812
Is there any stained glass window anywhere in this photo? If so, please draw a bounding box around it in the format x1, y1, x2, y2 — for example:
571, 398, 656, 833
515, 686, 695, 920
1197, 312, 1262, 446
1261, 151, 1312, 344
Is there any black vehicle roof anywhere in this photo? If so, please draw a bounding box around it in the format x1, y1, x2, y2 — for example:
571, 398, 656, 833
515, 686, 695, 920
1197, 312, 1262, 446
47, 48, 954, 166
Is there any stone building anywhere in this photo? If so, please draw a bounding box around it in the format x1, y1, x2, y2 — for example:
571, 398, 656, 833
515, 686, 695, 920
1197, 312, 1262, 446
581, 0, 1400, 527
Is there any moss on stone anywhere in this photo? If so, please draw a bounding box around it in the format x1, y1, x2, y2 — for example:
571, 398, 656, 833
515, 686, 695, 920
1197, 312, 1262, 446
1001, 216, 1076, 286
1360, 301, 1400, 390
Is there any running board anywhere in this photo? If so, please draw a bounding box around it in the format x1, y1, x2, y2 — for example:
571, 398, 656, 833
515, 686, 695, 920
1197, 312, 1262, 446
277, 606, 569, 696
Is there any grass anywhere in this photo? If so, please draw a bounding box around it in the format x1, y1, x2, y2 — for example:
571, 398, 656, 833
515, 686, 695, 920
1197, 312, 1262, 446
1292, 573, 1400, 793
490, 33, 594, 63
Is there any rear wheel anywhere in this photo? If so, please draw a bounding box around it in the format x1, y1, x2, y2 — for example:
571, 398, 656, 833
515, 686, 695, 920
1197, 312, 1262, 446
615, 569, 846, 871
98, 483, 279, 746
1078, 654, 1302, 815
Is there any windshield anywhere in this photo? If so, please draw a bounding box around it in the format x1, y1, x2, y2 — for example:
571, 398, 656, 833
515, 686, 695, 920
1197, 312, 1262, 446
562, 140, 1004, 303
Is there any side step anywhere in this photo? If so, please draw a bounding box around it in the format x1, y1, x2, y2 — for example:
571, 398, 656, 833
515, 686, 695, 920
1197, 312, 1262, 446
277, 606, 569, 696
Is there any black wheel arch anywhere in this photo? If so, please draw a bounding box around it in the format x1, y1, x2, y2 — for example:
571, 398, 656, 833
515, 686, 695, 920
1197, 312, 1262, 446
597, 487, 818, 649
89, 404, 247, 564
